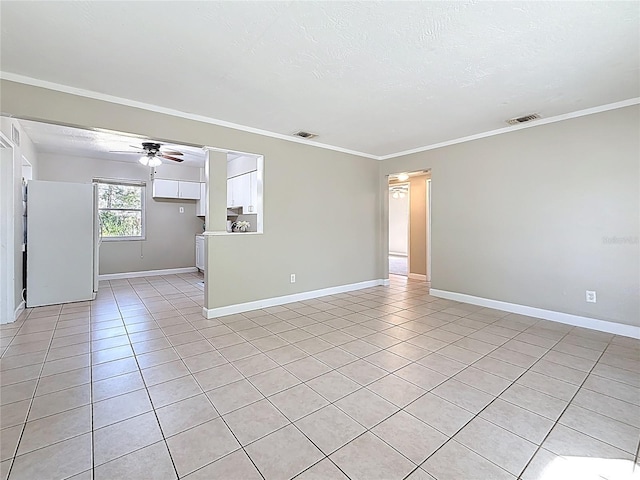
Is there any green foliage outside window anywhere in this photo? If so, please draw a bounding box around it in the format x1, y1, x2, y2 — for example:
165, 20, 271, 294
97, 182, 145, 239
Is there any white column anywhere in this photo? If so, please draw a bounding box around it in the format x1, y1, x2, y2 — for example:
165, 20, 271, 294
202, 148, 227, 313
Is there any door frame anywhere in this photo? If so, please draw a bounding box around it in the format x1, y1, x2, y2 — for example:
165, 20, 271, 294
0, 132, 16, 323
385, 170, 431, 283
427, 178, 432, 283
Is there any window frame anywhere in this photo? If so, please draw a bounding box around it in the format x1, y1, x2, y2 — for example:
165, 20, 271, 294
94, 178, 146, 242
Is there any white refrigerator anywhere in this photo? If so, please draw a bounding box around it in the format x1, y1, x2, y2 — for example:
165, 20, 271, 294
26, 180, 100, 307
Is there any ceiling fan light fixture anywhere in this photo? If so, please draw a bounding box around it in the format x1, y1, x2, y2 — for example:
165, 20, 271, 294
111, 142, 185, 165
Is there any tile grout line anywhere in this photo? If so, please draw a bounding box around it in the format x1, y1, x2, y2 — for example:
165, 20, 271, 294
116, 276, 185, 479
158, 281, 455, 478
4, 275, 637, 480
194, 293, 519, 478
403, 323, 576, 479
514, 343, 610, 479
89, 301, 95, 478
5, 304, 67, 479
127, 273, 262, 480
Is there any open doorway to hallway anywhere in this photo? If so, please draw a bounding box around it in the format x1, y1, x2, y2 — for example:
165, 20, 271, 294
388, 171, 431, 284
388, 183, 409, 275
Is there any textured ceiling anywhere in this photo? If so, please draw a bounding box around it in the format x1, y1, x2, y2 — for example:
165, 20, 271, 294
1, 1, 639, 157
17, 119, 207, 167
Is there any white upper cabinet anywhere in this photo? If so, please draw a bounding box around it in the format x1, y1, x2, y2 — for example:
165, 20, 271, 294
152, 179, 178, 198
246, 171, 258, 213
152, 179, 201, 200
227, 154, 259, 210
178, 181, 201, 199
227, 172, 257, 212
227, 175, 245, 208
227, 177, 235, 207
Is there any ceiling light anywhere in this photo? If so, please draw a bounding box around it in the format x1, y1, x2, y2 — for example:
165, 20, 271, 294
148, 156, 162, 167
139, 155, 149, 166
390, 185, 409, 199
397, 173, 409, 181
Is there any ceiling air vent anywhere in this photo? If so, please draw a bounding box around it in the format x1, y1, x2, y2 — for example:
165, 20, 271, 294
292, 131, 317, 139
506, 113, 541, 126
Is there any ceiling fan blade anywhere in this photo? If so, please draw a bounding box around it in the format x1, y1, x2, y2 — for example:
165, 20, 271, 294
160, 149, 183, 156
160, 154, 184, 163
109, 150, 144, 154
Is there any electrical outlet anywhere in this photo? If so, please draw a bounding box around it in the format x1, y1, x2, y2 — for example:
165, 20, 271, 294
179, 207, 184, 214
290, 274, 296, 283
586, 290, 597, 303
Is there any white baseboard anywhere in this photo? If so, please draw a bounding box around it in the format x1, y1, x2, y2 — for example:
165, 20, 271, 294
408, 273, 427, 281
99, 267, 198, 281
14, 300, 25, 321
430, 289, 640, 339
203, 279, 387, 319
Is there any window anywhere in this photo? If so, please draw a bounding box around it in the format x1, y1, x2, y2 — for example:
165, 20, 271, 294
95, 179, 145, 240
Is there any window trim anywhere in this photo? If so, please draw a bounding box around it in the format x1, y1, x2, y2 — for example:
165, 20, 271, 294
94, 178, 146, 241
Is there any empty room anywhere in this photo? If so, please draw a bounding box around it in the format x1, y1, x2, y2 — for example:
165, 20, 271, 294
0, 2, 638, 480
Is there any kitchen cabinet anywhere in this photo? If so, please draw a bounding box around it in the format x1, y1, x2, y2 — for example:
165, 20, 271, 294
195, 183, 206, 216
195, 235, 205, 271
246, 171, 258, 213
227, 177, 235, 208
227, 172, 258, 213
152, 179, 201, 200
152, 179, 178, 198
179, 181, 201, 199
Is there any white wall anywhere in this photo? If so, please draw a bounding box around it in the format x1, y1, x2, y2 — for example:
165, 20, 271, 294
37, 153, 203, 274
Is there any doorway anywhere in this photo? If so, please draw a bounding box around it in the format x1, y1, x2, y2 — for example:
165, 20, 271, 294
388, 171, 431, 282
388, 183, 409, 275
0, 133, 15, 323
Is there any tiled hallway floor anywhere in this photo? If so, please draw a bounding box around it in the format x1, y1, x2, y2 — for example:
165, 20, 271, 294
1, 274, 639, 480
389, 255, 407, 276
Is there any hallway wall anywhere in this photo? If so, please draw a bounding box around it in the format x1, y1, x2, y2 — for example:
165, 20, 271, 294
408, 175, 428, 277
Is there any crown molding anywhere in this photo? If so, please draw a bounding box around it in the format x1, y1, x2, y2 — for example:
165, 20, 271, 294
0, 72, 379, 160
2, 72, 637, 162
378, 97, 640, 161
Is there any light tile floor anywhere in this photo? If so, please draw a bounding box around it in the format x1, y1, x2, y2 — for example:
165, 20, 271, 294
388, 256, 407, 276
1, 273, 639, 480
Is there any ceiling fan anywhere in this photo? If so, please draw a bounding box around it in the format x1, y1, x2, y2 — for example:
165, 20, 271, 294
110, 142, 184, 167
